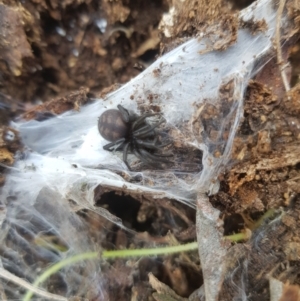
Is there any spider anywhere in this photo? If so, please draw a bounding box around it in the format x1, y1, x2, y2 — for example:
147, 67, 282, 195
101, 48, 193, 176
98, 104, 172, 170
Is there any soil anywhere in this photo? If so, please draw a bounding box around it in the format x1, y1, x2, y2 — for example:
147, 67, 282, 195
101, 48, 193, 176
1, 0, 300, 300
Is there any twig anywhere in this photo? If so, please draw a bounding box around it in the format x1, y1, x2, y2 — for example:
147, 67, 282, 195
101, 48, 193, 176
276, 0, 290, 91
0, 267, 68, 301
23, 252, 98, 301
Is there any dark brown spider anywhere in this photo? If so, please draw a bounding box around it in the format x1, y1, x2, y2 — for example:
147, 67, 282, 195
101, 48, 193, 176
98, 104, 172, 170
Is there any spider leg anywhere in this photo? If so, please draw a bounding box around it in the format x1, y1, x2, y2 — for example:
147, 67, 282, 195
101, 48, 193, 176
138, 149, 173, 164
132, 113, 160, 130
123, 142, 131, 170
135, 139, 172, 150
133, 148, 160, 167
114, 140, 126, 152
133, 124, 153, 134
150, 153, 173, 157
133, 116, 165, 134
134, 118, 165, 138
117, 105, 131, 123
103, 138, 125, 151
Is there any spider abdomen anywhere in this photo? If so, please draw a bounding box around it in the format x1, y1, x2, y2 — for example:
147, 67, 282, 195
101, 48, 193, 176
98, 109, 129, 142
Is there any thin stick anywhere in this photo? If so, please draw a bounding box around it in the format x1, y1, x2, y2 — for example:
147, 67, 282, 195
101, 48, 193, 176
102, 242, 198, 258
276, 0, 290, 91
23, 252, 98, 301
0, 267, 68, 301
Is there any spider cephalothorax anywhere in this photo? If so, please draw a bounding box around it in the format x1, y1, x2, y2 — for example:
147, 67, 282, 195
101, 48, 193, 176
98, 104, 172, 170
